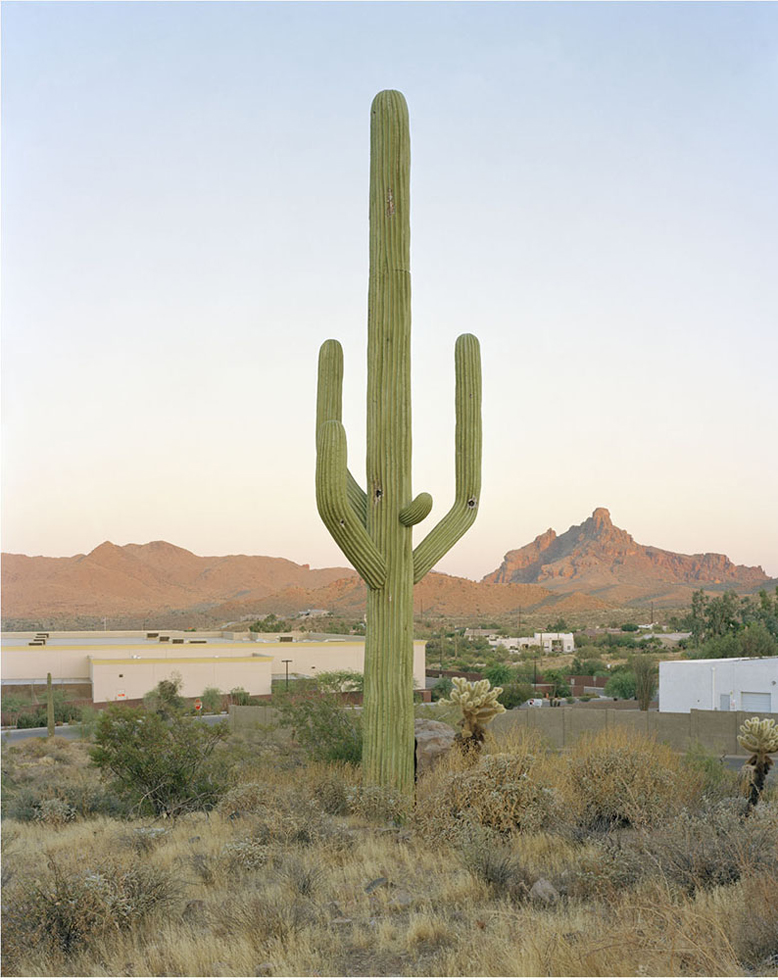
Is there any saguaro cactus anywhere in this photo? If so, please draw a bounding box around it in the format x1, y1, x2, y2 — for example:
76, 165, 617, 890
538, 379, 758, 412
46, 672, 55, 738
316, 91, 482, 797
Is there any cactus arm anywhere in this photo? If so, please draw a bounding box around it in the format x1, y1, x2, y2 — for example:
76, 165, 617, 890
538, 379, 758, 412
399, 492, 433, 527
317, 339, 368, 525
316, 419, 386, 589
412, 332, 482, 583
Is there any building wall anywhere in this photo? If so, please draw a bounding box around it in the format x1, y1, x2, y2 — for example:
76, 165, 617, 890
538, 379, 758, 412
659, 658, 778, 713
90, 656, 273, 702
257, 640, 427, 688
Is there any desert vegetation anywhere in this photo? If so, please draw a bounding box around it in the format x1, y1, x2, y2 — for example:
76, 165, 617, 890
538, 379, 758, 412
2, 688, 777, 978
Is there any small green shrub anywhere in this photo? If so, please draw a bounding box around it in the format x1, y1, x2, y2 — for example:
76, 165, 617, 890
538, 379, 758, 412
274, 685, 362, 764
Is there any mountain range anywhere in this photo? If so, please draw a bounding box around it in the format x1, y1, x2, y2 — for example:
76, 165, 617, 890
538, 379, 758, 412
2, 509, 771, 628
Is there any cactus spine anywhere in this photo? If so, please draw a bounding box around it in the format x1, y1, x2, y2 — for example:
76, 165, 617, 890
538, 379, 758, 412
316, 91, 482, 797
46, 672, 55, 738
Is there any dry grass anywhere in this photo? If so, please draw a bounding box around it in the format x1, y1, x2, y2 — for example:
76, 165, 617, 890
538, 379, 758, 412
2, 729, 777, 977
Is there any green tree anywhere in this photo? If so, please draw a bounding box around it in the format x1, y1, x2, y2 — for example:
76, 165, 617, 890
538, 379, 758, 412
483, 664, 513, 688
541, 669, 571, 699
605, 668, 637, 700
90, 705, 229, 817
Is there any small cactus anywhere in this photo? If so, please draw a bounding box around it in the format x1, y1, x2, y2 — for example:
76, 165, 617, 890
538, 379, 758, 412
441, 677, 506, 753
737, 717, 778, 810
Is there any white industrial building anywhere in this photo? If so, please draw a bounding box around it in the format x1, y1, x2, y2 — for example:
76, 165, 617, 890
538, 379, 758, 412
1, 630, 427, 705
659, 657, 778, 714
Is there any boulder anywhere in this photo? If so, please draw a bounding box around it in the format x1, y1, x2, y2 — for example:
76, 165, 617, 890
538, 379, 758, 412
529, 878, 559, 905
414, 718, 456, 774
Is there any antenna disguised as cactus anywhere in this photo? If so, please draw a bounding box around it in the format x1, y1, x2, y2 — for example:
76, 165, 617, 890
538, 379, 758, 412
316, 91, 482, 797
441, 677, 506, 753
46, 672, 55, 738
737, 716, 778, 809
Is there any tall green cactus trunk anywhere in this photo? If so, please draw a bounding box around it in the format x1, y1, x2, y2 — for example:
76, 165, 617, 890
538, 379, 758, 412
46, 672, 55, 738
316, 91, 482, 798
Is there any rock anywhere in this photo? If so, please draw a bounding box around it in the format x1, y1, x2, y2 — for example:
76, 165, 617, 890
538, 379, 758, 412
364, 876, 389, 894
254, 964, 273, 977
389, 889, 414, 909
529, 878, 559, 905
331, 917, 353, 925
414, 719, 456, 773
188, 835, 202, 843
210, 963, 229, 976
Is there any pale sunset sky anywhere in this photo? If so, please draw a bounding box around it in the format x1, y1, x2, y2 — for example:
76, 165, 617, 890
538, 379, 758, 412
2, 1, 777, 580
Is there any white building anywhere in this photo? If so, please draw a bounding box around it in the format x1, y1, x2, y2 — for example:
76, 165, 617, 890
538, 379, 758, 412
659, 657, 778, 714
489, 632, 575, 655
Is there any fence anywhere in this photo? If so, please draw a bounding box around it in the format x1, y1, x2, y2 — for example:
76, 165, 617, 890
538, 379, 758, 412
490, 706, 778, 755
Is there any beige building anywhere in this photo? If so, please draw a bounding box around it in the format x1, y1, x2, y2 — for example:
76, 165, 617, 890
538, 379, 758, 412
1, 631, 427, 704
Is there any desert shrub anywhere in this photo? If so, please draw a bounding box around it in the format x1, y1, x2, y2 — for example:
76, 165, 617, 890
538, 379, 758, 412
274, 684, 362, 764
2, 857, 180, 959
143, 674, 185, 718
221, 836, 270, 872
3, 782, 129, 823
415, 732, 556, 842
200, 686, 223, 714
431, 677, 453, 701
498, 680, 534, 710
728, 872, 778, 970
572, 834, 646, 899
307, 762, 354, 815
120, 825, 170, 854
458, 827, 532, 899
346, 781, 410, 825
34, 797, 77, 826
217, 781, 267, 817
274, 854, 325, 896
561, 728, 697, 830
640, 799, 778, 895
90, 704, 230, 817
681, 741, 740, 800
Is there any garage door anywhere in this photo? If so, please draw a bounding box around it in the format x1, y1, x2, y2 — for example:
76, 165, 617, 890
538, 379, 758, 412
741, 692, 772, 713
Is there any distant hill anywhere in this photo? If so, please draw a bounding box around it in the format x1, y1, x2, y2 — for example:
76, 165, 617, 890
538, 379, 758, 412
482, 507, 769, 606
2, 514, 770, 629
1, 541, 355, 622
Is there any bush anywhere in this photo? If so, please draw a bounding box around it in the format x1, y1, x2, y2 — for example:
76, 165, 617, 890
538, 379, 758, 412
458, 827, 532, 898
604, 668, 636, 700
414, 731, 556, 842
639, 799, 778, 895
200, 686, 223, 713
273, 684, 362, 764
498, 681, 534, 710
2, 857, 180, 959
90, 704, 230, 817
561, 728, 698, 831
431, 677, 453, 701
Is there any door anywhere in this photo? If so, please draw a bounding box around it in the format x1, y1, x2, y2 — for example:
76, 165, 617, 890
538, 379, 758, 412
719, 694, 730, 711
741, 692, 771, 713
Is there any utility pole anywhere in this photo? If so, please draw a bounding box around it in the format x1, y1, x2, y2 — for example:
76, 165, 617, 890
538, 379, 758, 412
282, 659, 292, 690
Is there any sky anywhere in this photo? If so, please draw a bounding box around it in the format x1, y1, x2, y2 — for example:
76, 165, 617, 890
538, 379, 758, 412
2, 1, 777, 582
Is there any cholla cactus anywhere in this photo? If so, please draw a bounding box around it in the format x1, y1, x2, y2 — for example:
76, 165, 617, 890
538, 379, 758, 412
442, 677, 506, 753
737, 717, 778, 810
